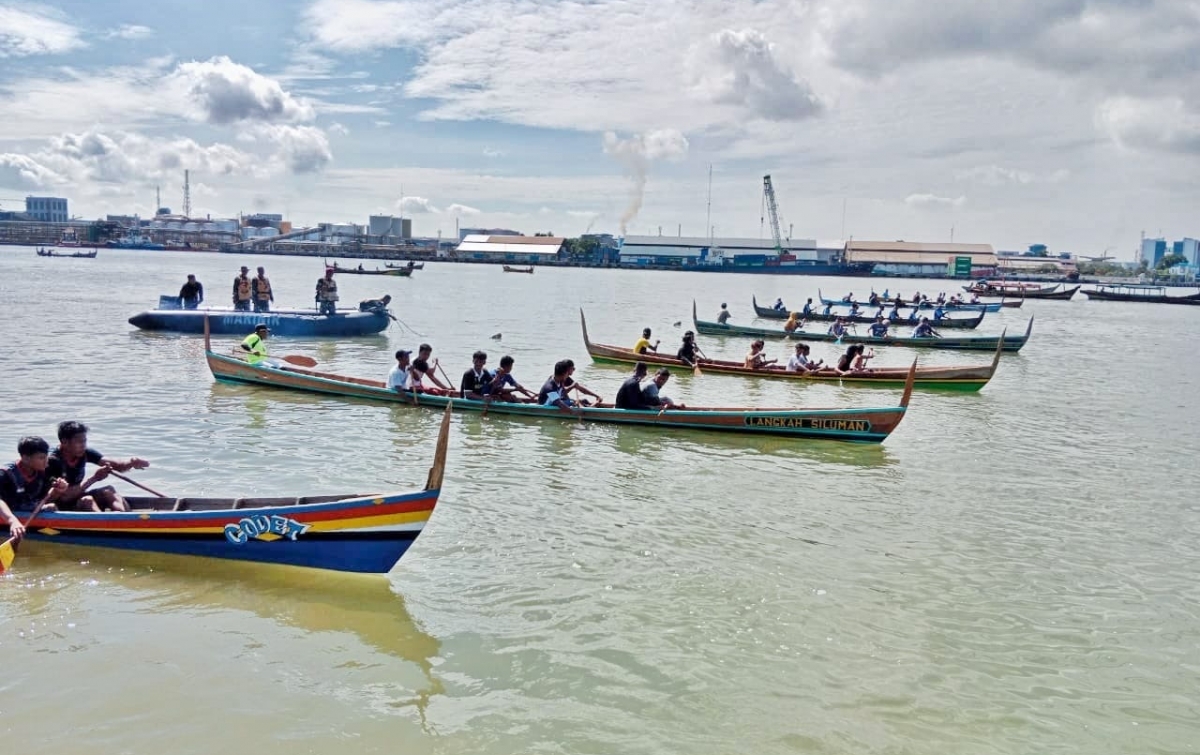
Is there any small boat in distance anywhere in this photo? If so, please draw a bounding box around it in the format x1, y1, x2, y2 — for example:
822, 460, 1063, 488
965, 281, 1080, 300
16, 406, 451, 575
37, 247, 98, 258
385, 261, 424, 270
324, 260, 413, 276
503, 265, 535, 274
752, 296, 986, 329
1081, 284, 1200, 305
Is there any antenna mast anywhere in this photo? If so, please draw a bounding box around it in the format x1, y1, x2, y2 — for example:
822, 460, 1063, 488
182, 170, 191, 218
705, 165, 712, 244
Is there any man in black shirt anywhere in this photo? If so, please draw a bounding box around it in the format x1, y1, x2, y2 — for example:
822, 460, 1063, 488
460, 351, 493, 400
179, 274, 203, 309
614, 362, 650, 410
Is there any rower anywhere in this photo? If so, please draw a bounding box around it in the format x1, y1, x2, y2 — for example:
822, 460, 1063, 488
933, 304, 946, 321
717, 303, 732, 324
240, 324, 271, 365
784, 311, 802, 333
460, 350, 494, 400
642, 368, 684, 409
386, 349, 413, 392
828, 318, 848, 338
615, 362, 651, 409
842, 292, 854, 303
868, 292, 880, 307
252, 266, 274, 313
744, 339, 777, 369
772, 297, 786, 311
47, 421, 147, 512
868, 316, 889, 338
538, 360, 583, 413
801, 298, 814, 316
786, 342, 818, 373
676, 331, 706, 366
315, 268, 339, 316
233, 266, 253, 311
913, 317, 941, 338
483, 355, 537, 402
848, 302, 861, 316
561, 359, 602, 406
416, 343, 454, 393
406, 358, 451, 395
1, 437, 69, 540
632, 327, 659, 354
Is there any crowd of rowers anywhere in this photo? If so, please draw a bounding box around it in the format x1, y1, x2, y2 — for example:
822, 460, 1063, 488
832, 290, 981, 307
639, 326, 882, 375
1, 422, 149, 540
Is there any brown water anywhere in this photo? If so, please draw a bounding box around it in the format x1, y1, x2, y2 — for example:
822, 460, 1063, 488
1, 247, 1198, 754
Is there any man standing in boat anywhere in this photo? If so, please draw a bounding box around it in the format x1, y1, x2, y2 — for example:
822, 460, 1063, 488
252, 267, 274, 313
47, 421, 148, 513
232, 266, 253, 311
315, 267, 338, 316
179, 274, 203, 309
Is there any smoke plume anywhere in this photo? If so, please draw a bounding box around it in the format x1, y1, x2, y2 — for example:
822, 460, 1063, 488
602, 130, 689, 235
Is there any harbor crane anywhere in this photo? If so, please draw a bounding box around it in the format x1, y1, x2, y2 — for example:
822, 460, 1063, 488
762, 175, 786, 254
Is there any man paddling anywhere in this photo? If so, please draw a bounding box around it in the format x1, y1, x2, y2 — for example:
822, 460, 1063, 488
48, 421, 148, 512
615, 362, 650, 409
460, 351, 494, 400
1, 437, 69, 540
241, 324, 271, 365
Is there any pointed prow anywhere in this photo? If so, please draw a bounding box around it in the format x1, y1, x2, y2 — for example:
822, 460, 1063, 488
425, 403, 452, 491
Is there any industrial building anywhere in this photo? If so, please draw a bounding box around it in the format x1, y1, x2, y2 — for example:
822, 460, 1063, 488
25, 196, 68, 222
454, 234, 565, 262
617, 235, 844, 268
845, 241, 997, 276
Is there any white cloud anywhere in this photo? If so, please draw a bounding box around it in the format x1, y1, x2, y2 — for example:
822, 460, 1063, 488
328, 122, 350, 136
170, 56, 316, 124
304, 0, 435, 52
482, 147, 505, 158
0, 129, 262, 191
373, 120, 392, 127
249, 125, 333, 173
397, 195, 438, 214
444, 203, 480, 215
105, 24, 153, 41
955, 165, 1071, 185
905, 193, 966, 209
686, 29, 822, 121
1096, 96, 1200, 155
0, 5, 84, 57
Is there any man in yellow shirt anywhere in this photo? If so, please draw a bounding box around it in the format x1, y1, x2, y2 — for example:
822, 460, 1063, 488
631, 327, 659, 355
240, 324, 270, 365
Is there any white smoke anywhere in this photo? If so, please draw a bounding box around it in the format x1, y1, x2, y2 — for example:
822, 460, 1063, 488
602, 129, 689, 235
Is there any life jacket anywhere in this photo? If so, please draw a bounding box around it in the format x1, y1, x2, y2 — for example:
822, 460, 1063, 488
317, 278, 339, 302
241, 333, 267, 364
254, 276, 272, 300
236, 276, 252, 301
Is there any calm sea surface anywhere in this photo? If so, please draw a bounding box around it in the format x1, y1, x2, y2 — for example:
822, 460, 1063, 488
1, 247, 1198, 755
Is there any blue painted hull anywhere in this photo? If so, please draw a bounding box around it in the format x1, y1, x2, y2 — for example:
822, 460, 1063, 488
26, 531, 419, 574
128, 308, 390, 336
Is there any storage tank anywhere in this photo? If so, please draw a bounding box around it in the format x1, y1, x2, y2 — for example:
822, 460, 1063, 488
369, 215, 394, 236
216, 220, 239, 233
241, 227, 259, 240
332, 224, 356, 237
259, 227, 279, 238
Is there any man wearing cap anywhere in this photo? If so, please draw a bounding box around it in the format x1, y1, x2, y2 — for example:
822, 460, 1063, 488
252, 266, 274, 313
315, 268, 338, 316
233, 266, 253, 311
240, 324, 270, 365
387, 349, 412, 391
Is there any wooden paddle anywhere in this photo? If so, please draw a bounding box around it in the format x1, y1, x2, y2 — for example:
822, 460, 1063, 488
280, 355, 318, 368
109, 470, 168, 498
0, 492, 55, 574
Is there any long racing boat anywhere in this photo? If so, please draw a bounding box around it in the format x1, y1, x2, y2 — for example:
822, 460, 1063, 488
752, 296, 985, 329
583, 311, 1001, 391
205, 323, 914, 443
694, 302, 1033, 352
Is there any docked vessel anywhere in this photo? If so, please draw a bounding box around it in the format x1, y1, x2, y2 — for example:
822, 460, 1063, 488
1081, 284, 1200, 304
128, 305, 391, 336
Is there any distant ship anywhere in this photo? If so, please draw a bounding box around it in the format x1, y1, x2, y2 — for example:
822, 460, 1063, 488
106, 230, 166, 250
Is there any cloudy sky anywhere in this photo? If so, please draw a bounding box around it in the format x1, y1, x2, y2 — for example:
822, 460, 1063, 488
1, 0, 1196, 255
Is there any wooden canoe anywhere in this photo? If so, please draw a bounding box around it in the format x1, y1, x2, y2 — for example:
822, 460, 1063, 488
752, 296, 986, 329
12, 407, 450, 575
965, 283, 1080, 300
503, 265, 535, 274
695, 302, 1033, 352
1081, 285, 1200, 304
582, 311, 1001, 391
329, 265, 412, 276
204, 326, 913, 443
385, 261, 424, 270
37, 248, 98, 258
821, 289, 1024, 311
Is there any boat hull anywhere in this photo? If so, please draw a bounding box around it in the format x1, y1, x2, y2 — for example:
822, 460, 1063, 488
752, 297, 984, 329
205, 352, 910, 443
695, 302, 1032, 352
1081, 289, 1200, 304
129, 308, 391, 336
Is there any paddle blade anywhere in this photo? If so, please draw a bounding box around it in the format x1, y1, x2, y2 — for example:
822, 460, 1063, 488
693, 363, 702, 377
282, 355, 318, 368
0, 538, 15, 574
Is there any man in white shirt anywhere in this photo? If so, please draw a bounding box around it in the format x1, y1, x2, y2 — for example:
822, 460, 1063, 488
786, 343, 822, 373
386, 349, 412, 391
